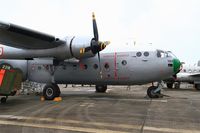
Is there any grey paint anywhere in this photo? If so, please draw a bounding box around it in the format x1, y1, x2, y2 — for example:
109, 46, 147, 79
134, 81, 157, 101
24, 50, 174, 85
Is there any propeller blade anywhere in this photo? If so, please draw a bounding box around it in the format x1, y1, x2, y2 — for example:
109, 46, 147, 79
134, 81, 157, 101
97, 51, 102, 79
92, 12, 99, 41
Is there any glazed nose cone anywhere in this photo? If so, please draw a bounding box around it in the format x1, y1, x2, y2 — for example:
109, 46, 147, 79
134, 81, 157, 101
173, 58, 181, 74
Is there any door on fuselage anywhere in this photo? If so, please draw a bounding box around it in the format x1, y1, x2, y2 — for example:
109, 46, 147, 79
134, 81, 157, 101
115, 52, 130, 81
101, 52, 130, 82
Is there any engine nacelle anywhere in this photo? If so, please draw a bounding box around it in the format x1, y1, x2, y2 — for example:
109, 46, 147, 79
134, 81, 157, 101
68, 36, 96, 59
0, 36, 107, 61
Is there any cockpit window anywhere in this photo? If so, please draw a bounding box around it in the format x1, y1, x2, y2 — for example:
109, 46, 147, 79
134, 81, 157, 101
157, 50, 175, 58
166, 51, 176, 58
157, 50, 166, 58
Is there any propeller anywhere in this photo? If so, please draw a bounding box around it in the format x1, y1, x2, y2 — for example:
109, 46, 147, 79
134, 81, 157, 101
92, 12, 102, 78
84, 12, 110, 54
80, 12, 110, 78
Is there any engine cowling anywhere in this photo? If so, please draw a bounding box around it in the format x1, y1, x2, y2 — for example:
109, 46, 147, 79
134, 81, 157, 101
68, 36, 95, 59
67, 36, 108, 59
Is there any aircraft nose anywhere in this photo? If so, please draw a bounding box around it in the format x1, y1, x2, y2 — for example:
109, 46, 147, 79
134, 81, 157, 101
173, 58, 181, 74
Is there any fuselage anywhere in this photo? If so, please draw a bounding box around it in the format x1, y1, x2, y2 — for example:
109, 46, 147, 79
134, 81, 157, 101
0, 50, 179, 85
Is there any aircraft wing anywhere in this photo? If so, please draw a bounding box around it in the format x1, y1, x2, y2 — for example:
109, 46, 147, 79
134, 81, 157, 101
0, 21, 66, 49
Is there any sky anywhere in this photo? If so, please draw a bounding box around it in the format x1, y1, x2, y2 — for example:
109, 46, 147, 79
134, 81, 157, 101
0, 0, 199, 64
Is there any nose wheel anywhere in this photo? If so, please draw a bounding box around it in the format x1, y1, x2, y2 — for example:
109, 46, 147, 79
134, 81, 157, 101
147, 82, 164, 98
147, 86, 161, 98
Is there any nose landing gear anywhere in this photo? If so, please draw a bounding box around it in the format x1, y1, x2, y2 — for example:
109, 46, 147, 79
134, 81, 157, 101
147, 82, 163, 98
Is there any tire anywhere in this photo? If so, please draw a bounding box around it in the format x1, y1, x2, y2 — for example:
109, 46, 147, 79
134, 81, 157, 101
166, 83, 173, 89
1, 97, 7, 103
195, 84, 200, 90
43, 84, 60, 100
53, 84, 61, 97
96, 85, 107, 93
147, 86, 160, 98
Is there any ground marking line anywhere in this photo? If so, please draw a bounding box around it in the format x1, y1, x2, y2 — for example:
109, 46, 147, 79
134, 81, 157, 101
0, 115, 198, 133
0, 119, 129, 133
0, 115, 141, 130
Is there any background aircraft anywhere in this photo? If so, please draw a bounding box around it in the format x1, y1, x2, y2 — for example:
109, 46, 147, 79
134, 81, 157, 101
0, 13, 181, 102
165, 62, 200, 90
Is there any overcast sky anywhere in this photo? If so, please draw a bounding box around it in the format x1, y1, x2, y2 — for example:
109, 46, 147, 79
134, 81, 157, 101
0, 0, 199, 64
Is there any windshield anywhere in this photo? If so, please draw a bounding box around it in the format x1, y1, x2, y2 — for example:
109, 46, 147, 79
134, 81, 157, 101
166, 51, 177, 58
157, 50, 167, 58
157, 50, 176, 58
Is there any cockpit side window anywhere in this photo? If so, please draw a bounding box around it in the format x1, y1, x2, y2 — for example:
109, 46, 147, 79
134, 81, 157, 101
157, 50, 165, 58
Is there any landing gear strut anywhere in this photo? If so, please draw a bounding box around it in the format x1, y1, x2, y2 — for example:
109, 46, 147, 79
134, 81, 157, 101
43, 83, 60, 100
147, 82, 163, 98
95, 85, 107, 93
1, 96, 7, 103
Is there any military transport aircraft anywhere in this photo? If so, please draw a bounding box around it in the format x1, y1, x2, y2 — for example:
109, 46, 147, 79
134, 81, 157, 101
0, 13, 181, 103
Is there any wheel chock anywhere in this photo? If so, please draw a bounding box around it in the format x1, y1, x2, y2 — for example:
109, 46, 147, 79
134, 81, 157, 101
40, 96, 62, 101
40, 96, 45, 101
53, 97, 62, 102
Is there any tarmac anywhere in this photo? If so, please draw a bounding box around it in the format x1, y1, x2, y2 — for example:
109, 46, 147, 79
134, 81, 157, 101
0, 84, 200, 133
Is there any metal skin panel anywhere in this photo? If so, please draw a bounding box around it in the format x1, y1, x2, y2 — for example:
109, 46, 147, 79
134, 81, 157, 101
27, 50, 174, 85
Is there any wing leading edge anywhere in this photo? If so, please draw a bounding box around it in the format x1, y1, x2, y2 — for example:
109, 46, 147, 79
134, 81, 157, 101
0, 21, 65, 49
